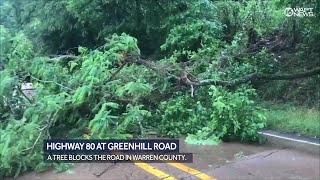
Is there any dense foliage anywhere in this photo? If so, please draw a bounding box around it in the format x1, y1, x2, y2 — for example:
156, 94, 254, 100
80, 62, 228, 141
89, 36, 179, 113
0, 0, 319, 177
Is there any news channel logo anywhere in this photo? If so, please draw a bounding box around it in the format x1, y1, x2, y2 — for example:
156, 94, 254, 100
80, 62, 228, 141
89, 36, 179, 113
284, 8, 315, 17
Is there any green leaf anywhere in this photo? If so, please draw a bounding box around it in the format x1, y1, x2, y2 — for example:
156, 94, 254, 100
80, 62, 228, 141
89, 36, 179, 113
69, 61, 78, 71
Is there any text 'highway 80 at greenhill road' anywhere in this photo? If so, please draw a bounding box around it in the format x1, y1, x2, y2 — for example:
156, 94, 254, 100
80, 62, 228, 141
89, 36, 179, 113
43, 139, 193, 163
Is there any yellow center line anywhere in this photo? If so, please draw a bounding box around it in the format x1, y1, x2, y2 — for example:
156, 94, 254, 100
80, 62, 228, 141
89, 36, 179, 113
114, 151, 177, 180
165, 162, 217, 180
146, 150, 216, 180
133, 161, 177, 180
148, 151, 217, 180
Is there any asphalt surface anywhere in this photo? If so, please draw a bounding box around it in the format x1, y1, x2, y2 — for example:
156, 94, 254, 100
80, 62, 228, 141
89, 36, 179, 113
10, 139, 320, 180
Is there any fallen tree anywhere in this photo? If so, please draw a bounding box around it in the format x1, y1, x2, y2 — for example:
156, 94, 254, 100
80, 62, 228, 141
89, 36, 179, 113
1, 33, 319, 177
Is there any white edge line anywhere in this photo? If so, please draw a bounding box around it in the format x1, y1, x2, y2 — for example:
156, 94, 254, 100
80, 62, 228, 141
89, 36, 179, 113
258, 132, 320, 146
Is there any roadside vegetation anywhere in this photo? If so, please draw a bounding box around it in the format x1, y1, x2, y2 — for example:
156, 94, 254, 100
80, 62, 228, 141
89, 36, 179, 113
0, 0, 319, 177
263, 103, 320, 137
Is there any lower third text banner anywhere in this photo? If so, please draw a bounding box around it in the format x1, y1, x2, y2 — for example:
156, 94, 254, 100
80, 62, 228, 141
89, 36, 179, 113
44, 153, 193, 163
43, 139, 193, 163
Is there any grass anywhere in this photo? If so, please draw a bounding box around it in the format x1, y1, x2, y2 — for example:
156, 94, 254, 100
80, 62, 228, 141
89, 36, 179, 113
261, 103, 320, 138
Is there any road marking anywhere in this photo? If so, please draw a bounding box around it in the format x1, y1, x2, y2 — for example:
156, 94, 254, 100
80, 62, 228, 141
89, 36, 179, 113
133, 161, 177, 180
154, 152, 216, 180
114, 151, 177, 180
166, 162, 217, 180
117, 152, 217, 179
259, 132, 320, 146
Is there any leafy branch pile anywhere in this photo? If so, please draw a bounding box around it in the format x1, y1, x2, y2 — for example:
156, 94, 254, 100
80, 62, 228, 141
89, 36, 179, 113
1, 0, 319, 177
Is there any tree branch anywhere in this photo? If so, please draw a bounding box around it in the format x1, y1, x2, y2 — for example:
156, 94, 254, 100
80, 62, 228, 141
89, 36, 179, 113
128, 57, 320, 88
28, 74, 74, 91
198, 67, 320, 88
48, 54, 320, 89
106, 62, 128, 82
49, 55, 78, 59
47, 55, 79, 63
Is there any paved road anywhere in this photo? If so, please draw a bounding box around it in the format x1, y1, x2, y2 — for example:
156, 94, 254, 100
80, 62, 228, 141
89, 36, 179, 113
11, 140, 320, 180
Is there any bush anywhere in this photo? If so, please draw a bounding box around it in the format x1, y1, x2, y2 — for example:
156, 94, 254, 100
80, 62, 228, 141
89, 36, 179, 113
159, 86, 266, 144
